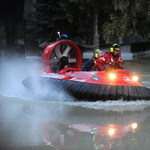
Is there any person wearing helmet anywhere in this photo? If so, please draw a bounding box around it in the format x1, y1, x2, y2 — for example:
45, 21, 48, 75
96, 43, 123, 70
82, 49, 103, 71
56, 33, 69, 41
61, 34, 68, 39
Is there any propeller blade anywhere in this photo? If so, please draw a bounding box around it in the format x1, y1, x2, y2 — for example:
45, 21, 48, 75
49, 58, 60, 64
62, 45, 71, 57
68, 58, 76, 63
54, 45, 62, 58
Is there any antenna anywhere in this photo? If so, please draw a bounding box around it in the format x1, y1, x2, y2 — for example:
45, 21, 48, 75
57, 31, 61, 38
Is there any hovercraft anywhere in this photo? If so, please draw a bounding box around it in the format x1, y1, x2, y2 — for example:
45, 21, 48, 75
22, 39, 150, 101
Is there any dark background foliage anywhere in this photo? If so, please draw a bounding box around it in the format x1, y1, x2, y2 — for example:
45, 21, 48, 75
0, 0, 150, 56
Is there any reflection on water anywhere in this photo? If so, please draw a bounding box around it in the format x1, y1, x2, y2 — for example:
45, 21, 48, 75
0, 58, 150, 149
41, 121, 137, 150
1, 100, 150, 150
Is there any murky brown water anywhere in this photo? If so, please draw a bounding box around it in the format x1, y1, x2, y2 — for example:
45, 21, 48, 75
0, 57, 150, 150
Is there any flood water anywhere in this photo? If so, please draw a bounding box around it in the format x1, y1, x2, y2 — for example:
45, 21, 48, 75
0, 57, 150, 150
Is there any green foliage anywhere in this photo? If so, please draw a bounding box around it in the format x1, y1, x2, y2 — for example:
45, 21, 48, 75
56, 0, 95, 43
26, 0, 96, 44
102, 0, 150, 43
26, 0, 66, 43
0, 0, 24, 50
1, 0, 150, 48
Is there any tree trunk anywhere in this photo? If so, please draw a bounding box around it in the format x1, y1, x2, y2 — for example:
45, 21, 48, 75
23, 0, 40, 56
23, 19, 39, 56
4, 20, 16, 51
93, 0, 99, 55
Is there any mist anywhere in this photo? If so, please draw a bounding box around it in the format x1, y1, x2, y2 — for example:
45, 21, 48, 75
0, 55, 72, 148
0, 56, 41, 98
0, 55, 74, 102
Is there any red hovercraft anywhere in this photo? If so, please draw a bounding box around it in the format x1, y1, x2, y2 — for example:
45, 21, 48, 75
22, 35, 150, 101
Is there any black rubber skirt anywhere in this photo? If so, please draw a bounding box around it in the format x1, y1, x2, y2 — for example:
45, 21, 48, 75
22, 76, 150, 101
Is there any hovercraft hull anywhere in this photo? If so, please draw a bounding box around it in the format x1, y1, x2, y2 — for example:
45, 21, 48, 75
22, 75, 150, 101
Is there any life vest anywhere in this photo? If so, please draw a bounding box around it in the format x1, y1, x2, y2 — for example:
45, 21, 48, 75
104, 52, 123, 66
96, 52, 123, 70
92, 57, 97, 65
91, 57, 97, 70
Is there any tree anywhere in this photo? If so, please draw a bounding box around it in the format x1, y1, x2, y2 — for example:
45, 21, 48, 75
0, 0, 24, 55
93, 0, 100, 52
23, 0, 41, 56
26, 0, 69, 44
26, 0, 95, 44
26, 0, 111, 47
58, 0, 95, 44
102, 0, 150, 44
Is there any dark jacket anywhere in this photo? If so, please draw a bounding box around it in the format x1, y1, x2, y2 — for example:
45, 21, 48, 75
82, 57, 96, 71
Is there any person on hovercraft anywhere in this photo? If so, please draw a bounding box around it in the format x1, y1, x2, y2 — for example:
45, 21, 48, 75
56, 33, 69, 41
96, 43, 124, 70
82, 49, 103, 71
